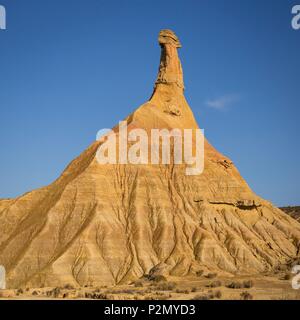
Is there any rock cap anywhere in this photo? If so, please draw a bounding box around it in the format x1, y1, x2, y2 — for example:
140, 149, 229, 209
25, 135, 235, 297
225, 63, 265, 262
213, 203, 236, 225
158, 29, 182, 48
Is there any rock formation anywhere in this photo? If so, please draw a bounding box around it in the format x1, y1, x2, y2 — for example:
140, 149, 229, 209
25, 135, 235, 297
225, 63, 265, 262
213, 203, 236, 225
0, 30, 300, 288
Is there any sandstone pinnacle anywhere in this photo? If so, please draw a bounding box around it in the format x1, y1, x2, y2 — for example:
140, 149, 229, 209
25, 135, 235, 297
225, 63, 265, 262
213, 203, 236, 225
155, 29, 184, 91
0, 30, 300, 288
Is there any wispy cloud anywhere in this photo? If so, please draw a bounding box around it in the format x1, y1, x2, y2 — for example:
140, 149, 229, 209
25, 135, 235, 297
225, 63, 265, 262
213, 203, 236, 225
205, 94, 240, 110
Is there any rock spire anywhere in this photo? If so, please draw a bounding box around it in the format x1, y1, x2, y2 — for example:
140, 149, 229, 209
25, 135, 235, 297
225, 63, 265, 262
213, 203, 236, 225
155, 29, 184, 91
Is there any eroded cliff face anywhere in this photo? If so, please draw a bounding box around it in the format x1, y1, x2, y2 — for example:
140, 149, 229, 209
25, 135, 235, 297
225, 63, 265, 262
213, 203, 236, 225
1, 30, 300, 288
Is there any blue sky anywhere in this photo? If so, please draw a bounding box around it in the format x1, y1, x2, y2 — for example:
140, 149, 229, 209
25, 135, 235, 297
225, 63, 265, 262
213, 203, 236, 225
0, 0, 299, 206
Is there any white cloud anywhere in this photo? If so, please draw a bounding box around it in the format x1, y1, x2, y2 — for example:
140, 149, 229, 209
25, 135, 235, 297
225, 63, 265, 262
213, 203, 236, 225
205, 94, 240, 110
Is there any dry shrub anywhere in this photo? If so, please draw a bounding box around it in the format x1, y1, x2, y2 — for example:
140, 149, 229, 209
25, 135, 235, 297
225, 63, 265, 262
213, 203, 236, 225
207, 290, 220, 299
215, 290, 222, 299
143, 288, 152, 294
226, 281, 243, 289
155, 282, 176, 291
105, 289, 135, 295
196, 270, 204, 277
227, 280, 254, 289
158, 294, 171, 300
146, 274, 167, 282
207, 280, 222, 288
206, 273, 217, 279
63, 284, 74, 290
282, 273, 292, 280
121, 289, 135, 294
17, 288, 24, 295
46, 287, 61, 298
191, 287, 197, 292
240, 291, 253, 300
144, 295, 156, 300
175, 289, 190, 294
191, 290, 221, 300
85, 292, 108, 299
134, 280, 144, 287
191, 294, 211, 300
243, 280, 254, 288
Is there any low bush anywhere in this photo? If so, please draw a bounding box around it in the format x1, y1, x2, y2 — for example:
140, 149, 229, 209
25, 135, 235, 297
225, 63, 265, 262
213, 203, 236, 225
175, 289, 190, 294
146, 274, 167, 282
191, 290, 222, 300
226, 281, 243, 289
85, 292, 108, 299
63, 284, 74, 290
243, 280, 254, 288
206, 273, 217, 279
191, 294, 211, 300
240, 291, 253, 300
196, 270, 204, 277
134, 280, 144, 287
46, 287, 61, 298
207, 280, 222, 288
155, 282, 176, 291
282, 273, 291, 280
17, 288, 24, 295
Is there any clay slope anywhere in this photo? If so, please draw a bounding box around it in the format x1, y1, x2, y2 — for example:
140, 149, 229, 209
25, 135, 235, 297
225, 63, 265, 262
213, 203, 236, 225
1, 30, 300, 288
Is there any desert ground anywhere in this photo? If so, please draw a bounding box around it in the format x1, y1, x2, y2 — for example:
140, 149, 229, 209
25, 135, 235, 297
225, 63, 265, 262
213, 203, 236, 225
1, 270, 299, 300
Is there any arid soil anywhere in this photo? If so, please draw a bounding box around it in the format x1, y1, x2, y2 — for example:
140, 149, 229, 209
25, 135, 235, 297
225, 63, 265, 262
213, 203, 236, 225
1, 272, 299, 300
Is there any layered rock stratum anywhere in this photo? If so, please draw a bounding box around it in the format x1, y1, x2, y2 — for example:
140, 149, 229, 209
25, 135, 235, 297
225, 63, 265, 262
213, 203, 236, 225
1, 30, 300, 288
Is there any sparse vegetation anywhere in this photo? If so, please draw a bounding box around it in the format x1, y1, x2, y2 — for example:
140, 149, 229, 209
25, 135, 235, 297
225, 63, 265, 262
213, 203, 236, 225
191, 290, 221, 300
105, 289, 135, 295
191, 294, 210, 300
196, 270, 204, 277
282, 273, 292, 280
240, 291, 253, 300
155, 282, 176, 291
17, 288, 24, 295
226, 281, 243, 289
85, 292, 108, 299
207, 280, 222, 288
175, 289, 190, 294
243, 280, 254, 288
145, 274, 167, 282
206, 273, 217, 279
63, 284, 74, 290
227, 280, 254, 289
134, 280, 144, 287
46, 287, 61, 298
